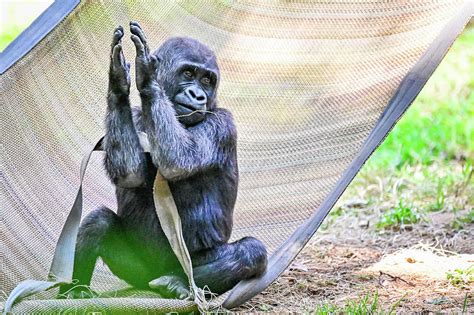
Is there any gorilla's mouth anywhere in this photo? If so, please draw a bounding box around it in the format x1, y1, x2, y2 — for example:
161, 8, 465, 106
176, 102, 194, 112
175, 103, 205, 118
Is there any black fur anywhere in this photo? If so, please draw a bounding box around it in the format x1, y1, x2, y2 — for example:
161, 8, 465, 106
59, 22, 267, 299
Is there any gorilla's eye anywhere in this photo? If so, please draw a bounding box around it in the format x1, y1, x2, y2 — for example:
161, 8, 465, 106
183, 70, 193, 79
201, 77, 211, 86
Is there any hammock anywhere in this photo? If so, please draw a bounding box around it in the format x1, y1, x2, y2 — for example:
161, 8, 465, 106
1, 0, 472, 313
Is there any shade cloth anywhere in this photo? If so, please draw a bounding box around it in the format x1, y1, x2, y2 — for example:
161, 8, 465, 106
1, 0, 472, 312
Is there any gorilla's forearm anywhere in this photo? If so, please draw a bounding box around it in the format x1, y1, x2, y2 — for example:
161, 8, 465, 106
104, 91, 147, 187
139, 86, 234, 180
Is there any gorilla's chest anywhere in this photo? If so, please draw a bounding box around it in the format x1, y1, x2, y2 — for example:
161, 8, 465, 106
118, 167, 237, 253
169, 170, 237, 251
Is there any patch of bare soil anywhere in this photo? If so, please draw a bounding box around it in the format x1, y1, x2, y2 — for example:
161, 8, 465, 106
237, 225, 473, 313
237, 245, 383, 312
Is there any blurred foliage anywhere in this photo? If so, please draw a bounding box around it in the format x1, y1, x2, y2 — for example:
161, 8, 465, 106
451, 208, 474, 230
0, 1, 52, 51
446, 266, 474, 289
0, 25, 26, 51
376, 201, 420, 230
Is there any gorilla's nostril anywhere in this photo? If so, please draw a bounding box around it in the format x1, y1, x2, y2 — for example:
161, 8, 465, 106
185, 86, 206, 104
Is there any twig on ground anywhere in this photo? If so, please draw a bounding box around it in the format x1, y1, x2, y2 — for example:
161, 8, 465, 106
378, 271, 416, 287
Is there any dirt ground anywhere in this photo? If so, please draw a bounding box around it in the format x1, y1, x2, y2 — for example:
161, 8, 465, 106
236, 212, 473, 313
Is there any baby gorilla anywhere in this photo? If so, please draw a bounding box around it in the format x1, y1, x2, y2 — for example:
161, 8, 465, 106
59, 22, 267, 299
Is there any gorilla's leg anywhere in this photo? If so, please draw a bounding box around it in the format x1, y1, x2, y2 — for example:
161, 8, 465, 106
58, 207, 151, 298
192, 237, 267, 294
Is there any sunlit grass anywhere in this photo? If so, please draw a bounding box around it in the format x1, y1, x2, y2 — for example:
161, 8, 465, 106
348, 27, 474, 232
312, 291, 406, 315
446, 265, 474, 289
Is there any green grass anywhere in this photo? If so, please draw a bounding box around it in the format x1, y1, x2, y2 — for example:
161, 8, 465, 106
313, 292, 380, 315
312, 291, 406, 315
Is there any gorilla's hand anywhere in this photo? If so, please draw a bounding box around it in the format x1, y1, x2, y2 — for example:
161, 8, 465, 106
130, 21, 159, 93
109, 26, 131, 96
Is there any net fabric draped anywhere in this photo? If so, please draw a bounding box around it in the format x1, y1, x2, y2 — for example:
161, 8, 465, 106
0, 0, 470, 312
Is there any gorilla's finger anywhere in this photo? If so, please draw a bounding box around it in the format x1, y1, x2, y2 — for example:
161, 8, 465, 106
111, 26, 124, 48
131, 34, 145, 57
130, 24, 149, 55
129, 21, 146, 37
129, 21, 141, 29
112, 44, 123, 67
130, 25, 147, 43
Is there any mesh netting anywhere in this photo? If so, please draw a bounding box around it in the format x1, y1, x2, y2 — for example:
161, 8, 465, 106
0, 0, 467, 312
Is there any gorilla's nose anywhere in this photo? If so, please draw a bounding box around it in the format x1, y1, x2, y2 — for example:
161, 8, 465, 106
184, 86, 207, 107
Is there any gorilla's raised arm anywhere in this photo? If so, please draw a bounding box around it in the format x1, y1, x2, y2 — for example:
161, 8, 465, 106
130, 22, 236, 181
104, 25, 146, 187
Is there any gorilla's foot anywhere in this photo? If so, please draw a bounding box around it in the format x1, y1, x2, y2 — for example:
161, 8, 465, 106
149, 275, 190, 299
57, 285, 98, 299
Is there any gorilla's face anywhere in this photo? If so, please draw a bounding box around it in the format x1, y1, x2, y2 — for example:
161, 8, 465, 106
156, 37, 220, 127
170, 62, 218, 126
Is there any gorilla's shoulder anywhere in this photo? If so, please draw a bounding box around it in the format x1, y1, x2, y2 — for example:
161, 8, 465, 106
213, 107, 234, 121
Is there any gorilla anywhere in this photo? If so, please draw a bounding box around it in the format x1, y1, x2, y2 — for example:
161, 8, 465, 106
58, 22, 267, 299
